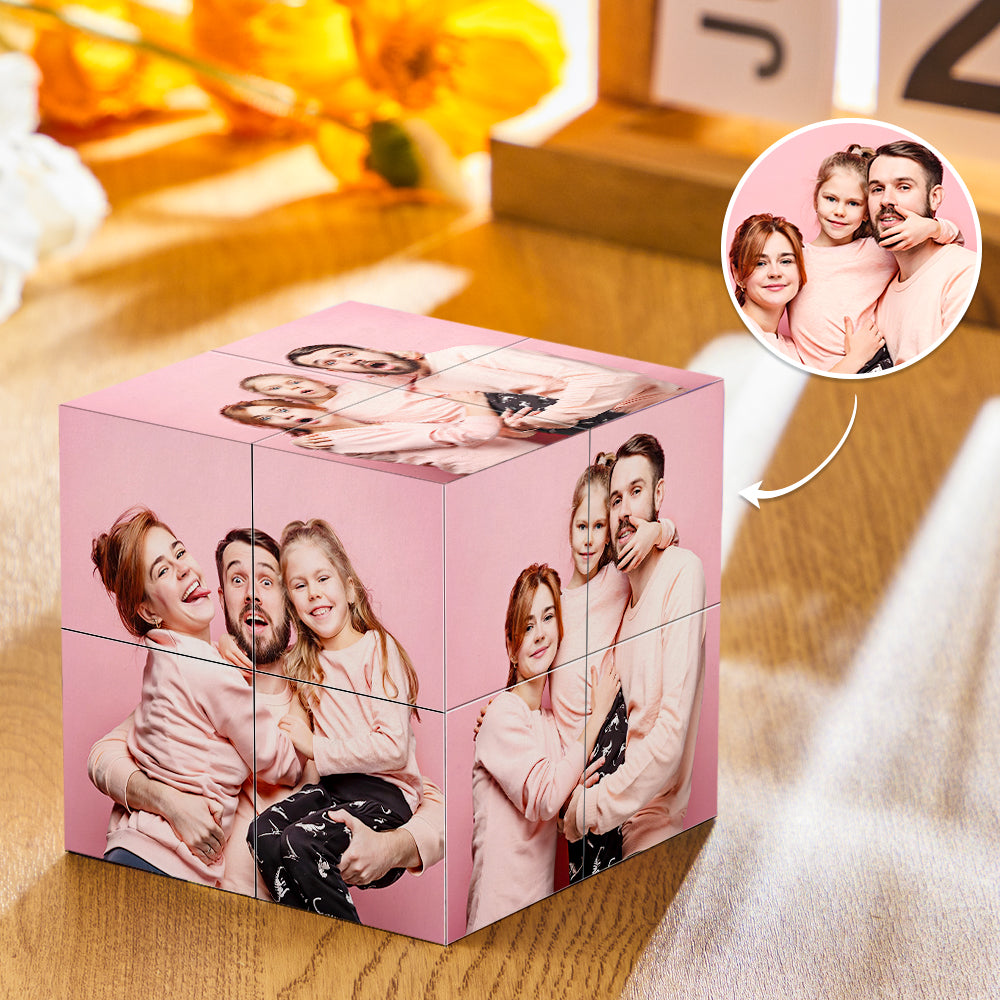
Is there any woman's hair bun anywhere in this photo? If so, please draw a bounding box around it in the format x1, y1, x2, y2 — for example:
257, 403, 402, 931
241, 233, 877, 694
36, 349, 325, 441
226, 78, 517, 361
595, 452, 616, 468
846, 143, 875, 161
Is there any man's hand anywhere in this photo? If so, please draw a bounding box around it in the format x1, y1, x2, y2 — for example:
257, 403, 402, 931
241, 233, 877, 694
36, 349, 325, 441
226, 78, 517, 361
328, 810, 418, 885
152, 782, 225, 865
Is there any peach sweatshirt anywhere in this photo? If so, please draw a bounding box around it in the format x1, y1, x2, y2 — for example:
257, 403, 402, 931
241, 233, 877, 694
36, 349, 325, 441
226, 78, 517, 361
875, 242, 977, 364
101, 630, 302, 887
466, 691, 585, 932
89, 679, 445, 897
548, 564, 629, 742
564, 547, 707, 856
309, 630, 423, 814
788, 224, 962, 370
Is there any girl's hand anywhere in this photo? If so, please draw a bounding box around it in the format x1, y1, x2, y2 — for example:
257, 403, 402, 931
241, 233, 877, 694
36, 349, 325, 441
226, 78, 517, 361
877, 206, 940, 251
294, 432, 337, 450
615, 516, 660, 572
500, 405, 545, 431
158, 786, 225, 864
278, 713, 314, 759
840, 316, 885, 372
589, 661, 621, 724
215, 632, 253, 679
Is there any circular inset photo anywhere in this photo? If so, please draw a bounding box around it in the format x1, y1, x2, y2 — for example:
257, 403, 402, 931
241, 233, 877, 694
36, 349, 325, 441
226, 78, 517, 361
722, 118, 981, 379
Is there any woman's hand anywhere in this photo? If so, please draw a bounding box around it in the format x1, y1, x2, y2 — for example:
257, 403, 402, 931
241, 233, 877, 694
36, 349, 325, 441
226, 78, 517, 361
278, 713, 314, 759
589, 661, 621, 725
877, 206, 940, 251
830, 316, 886, 374
215, 632, 252, 680
156, 785, 225, 865
581, 756, 606, 789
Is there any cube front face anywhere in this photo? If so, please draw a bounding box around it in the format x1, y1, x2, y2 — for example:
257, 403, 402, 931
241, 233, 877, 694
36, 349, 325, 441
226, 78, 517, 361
61, 302, 721, 944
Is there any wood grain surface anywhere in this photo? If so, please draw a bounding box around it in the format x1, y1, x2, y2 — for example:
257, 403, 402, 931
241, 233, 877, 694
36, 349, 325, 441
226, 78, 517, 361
2, 116, 998, 998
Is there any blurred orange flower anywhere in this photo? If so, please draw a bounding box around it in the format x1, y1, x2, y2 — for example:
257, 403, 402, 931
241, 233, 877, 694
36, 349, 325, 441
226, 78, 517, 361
345, 0, 565, 156
189, 0, 563, 163
189, 0, 363, 137
31, 1, 194, 127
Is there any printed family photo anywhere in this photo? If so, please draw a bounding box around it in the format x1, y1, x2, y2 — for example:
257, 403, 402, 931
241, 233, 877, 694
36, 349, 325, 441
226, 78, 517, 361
724, 119, 981, 377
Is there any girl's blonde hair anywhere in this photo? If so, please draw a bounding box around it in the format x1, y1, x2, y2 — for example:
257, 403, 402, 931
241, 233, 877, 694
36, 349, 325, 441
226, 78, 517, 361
813, 144, 876, 241
568, 453, 616, 576
280, 519, 419, 716
504, 564, 564, 689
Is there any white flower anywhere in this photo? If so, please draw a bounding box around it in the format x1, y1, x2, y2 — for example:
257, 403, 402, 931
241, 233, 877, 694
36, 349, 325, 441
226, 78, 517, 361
0, 52, 109, 323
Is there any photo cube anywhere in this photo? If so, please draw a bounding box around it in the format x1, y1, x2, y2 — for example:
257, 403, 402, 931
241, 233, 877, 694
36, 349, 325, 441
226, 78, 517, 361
60, 301, 722, 943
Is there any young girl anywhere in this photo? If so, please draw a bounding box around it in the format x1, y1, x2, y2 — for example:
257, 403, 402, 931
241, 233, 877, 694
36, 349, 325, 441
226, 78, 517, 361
548, 456, 675, 880
90, 507, 302, 889
220, 396, 540, 475
247, 519, 423, 923
787, 144, 961, 373
466, 565, 621, 933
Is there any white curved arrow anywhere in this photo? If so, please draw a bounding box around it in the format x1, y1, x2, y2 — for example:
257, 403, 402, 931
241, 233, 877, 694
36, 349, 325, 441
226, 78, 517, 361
740, 395, 858, 508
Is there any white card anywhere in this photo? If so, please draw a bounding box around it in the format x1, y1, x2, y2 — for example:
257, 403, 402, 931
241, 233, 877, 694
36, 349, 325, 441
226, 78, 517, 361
650, 0, 837, 123
877, 0, 1000, 161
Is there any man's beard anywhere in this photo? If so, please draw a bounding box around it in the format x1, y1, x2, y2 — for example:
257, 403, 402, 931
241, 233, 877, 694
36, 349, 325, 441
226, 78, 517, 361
612, 498, 658, 565
381, 353, 421, 375
226, 602, 290, 665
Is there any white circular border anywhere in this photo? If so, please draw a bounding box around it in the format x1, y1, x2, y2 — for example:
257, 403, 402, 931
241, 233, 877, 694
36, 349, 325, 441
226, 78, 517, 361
721, 117, 983, 381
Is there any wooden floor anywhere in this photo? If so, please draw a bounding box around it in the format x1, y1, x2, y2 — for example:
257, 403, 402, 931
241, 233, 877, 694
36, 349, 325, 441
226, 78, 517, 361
2, 117, 998, 998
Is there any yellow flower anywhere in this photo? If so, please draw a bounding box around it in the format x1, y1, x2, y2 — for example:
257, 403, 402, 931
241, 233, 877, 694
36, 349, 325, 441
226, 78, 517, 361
31, 1, 194, 127
344, 0, 565, 156
189, 0, 365, 136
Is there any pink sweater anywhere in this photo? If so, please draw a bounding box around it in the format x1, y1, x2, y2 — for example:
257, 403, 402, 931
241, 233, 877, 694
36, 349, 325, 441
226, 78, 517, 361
875, 243, 977, 364
788, 240, 897, 369
103, 630, 302, 886
88, 678, 445, 897
564, 547, 707, 856
466, 691, 584, 932
788, 224, 962, 370
308, 630, 423, 813
548, 564, 630, 742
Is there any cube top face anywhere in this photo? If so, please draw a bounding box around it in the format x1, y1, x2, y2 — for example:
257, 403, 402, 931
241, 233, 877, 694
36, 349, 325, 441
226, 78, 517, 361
63, 301, 719, 481
61, 302, 722, 942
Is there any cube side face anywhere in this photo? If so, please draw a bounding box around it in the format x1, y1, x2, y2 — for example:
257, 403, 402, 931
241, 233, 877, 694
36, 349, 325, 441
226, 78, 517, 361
62, 628, 262, 899
252, 442, 446, 712
445, 655, 589, 942
578, 605, 720, 880
442, 431, 593, 710
59, 406, 255, 645
252, 679, 446, 943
